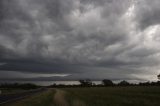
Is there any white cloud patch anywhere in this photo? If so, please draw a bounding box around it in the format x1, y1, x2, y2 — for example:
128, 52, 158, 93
0, 70, 70, 79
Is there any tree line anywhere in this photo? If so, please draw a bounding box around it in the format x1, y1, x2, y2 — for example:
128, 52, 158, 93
49, 74, 160, 87
1, 74, 160, 88
48, 79, 160, 88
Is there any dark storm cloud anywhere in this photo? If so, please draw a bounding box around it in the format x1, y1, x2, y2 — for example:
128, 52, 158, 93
0, 58, 88, 74
135, 0, 160, 30
0, 0, 160, 81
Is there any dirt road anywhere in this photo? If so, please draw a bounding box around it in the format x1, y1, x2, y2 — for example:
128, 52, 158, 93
53, 89, 86, 106
54, 89, 68, 106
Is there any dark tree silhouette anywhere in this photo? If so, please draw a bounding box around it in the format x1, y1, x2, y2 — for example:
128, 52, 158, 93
79, 79, 92, 86
157, 74, 160, 80
118, 80, 130, 86
102, 79, 113, 86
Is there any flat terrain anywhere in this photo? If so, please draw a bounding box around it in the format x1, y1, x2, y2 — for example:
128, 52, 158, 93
2, 89, 55, 106
0, 89, 28, 95
63, 86, 160, 106
0, 88, 47, 105
2, 86, 160, 106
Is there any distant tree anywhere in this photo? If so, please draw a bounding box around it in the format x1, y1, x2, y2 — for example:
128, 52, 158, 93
139, 82, 150, 86
79, 79, 92, 86
157, 74, 160, 80
118, 80, 130, 86
102, 79, 113, 86
48, 83, 57, 88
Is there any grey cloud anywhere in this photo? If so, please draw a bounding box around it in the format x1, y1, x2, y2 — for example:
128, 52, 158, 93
135, 0, 160, 30
0, 0, 160, 81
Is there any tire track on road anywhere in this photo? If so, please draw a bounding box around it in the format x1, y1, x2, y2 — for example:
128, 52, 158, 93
54, 89, 68, 106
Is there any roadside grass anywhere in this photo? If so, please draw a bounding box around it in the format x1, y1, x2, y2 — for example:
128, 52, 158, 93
0, 88, 28, 95
2, 86, 160, 106
63, 86, 160, 106
64, 90, 86, 106
4, 89, 56, 106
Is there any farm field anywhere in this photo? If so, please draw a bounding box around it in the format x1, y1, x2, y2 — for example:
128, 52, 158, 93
2, 86, 160, 106
62, 86, 160, 106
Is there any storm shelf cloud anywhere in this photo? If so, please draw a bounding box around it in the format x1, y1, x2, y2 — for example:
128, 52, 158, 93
0, 0, 160, 81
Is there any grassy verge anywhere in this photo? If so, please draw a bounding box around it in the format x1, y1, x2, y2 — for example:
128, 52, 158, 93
64, 89, 86, 106
4, 89, 56, 106
0, 88, 28, 95
63, 86, 160, 106
2, 86, 160, 106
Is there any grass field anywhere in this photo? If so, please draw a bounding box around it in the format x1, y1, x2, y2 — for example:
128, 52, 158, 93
3, 86, 160, 106
3, 89, 56, 106
63, 86, 160, 106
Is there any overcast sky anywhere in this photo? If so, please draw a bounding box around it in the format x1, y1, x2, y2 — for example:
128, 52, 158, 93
0, 0, 160, 82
